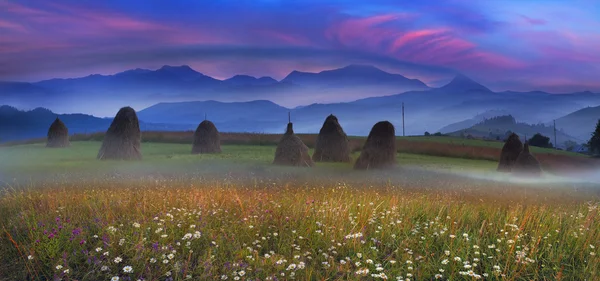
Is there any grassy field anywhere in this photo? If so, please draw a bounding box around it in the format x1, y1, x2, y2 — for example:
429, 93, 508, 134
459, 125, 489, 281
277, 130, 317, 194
0, 142, 599, 280
4, 132, 595, 175
0, 142, 499, 183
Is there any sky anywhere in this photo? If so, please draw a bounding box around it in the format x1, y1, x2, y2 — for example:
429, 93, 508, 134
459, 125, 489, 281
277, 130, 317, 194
1, 0, 600, 92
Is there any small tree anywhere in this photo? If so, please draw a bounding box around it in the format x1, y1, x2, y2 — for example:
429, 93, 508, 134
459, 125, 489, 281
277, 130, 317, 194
588, 119, 600, 155
424, 131, 431, 136
528, 133, 552, 148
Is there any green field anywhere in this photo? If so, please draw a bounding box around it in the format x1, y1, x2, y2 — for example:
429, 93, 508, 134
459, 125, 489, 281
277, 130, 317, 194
0, 141, 498, 183
396, 136, 582, 156
0, 141, 598, 280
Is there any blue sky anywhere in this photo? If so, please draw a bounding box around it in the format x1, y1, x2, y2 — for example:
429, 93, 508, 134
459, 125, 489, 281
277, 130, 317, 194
1, 0, 599, 92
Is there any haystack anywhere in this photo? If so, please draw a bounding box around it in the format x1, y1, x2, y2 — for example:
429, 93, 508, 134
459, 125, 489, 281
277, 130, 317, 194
512, 142, 542, 177
192, 120, 221, 154
46, 117, 70, 148
273, 123, 314, 167
312, 114, 351, 162
97, 106, 142, 160
354, 121, 397, 170
497, 133, 523, 172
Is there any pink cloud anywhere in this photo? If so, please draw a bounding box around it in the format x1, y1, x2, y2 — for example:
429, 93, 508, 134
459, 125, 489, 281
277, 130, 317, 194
389, 29, 450, 51
253, 30, 313, 46
324, 13, 525, 74
325, 13, 416, 49
0, 19, 27, 32
0, 1, 50, 16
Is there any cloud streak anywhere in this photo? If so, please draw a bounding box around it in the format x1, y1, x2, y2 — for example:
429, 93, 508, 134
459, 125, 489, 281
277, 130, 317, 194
0, 0, 599, 92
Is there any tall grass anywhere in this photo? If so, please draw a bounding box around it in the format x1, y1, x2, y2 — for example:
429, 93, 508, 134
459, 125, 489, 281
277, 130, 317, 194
1, 179, 598, 280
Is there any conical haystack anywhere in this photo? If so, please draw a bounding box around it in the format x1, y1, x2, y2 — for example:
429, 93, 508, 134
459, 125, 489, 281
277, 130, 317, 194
273, 123, 314, 167
354, 121, 397, 170
192, 120, 221, 154
497, 133, 523, 172
312, 114, 351, 162
46, 117, 70, 148
512, 142, 542, 177
97, 106, 142, 160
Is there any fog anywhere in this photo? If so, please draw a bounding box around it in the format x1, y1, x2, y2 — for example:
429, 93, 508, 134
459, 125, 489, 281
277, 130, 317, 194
2, 154, 599, 203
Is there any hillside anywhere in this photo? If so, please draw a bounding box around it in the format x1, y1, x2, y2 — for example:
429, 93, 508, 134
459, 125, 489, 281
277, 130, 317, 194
0, 106, 191, 142
438, 110, 512, 133
448, 115, 581, 146
554, 105, 600, 141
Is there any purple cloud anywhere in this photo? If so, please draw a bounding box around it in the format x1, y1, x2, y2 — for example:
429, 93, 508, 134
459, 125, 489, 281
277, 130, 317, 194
0, 0, 599, 93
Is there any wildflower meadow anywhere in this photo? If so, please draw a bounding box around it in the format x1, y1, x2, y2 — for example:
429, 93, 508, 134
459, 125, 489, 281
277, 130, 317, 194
1, 179, 598, 280
0, 142, 598, 280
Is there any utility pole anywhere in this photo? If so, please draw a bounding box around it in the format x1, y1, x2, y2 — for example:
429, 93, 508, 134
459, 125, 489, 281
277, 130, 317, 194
402, 102, 405, 137
553, 120, 557, 149
204, 113, 207, 121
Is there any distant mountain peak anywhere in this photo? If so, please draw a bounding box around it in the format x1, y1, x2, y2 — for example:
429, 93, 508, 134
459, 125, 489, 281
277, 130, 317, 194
225, 75, 278, 86
115, 68, 152, 76
31, 107, 54, 114
158, 65, 195, 71
339, 64, 381, 71
258, 76, 277, 82
440, 74, 491, 92
229, 74, 255, 79
322, 64, 388, 76
154, 65, 208, 81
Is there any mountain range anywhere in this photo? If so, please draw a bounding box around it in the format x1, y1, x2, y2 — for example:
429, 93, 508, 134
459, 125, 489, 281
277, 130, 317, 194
0, 64, 431, 117
0, 105, 190, 142
2, 64, 600, 143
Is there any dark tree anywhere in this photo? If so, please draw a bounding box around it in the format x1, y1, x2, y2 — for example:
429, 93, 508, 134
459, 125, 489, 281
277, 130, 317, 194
588, 119, 600, 155
424, 131, 431, 136
528, 133, 552, 148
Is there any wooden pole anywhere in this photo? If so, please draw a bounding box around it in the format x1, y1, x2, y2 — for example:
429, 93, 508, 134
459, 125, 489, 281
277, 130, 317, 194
553, 120, 557, 149
402, 102, 405, 137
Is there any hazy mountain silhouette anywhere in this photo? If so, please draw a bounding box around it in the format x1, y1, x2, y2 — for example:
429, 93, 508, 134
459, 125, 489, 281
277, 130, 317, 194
138, 100, 289, 125
3, 64, 600, 139
554, 105, 600, 141
225, 75, 278, 86
0, 106, 191, 142
446, 115, 581, 146
439, 74, 492, 93
1, 64, 433, 116
282, 64, 429, 89
438, 110, 512, 133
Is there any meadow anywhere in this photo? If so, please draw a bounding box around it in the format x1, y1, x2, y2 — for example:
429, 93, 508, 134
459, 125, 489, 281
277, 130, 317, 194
0, 141, 599, 280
